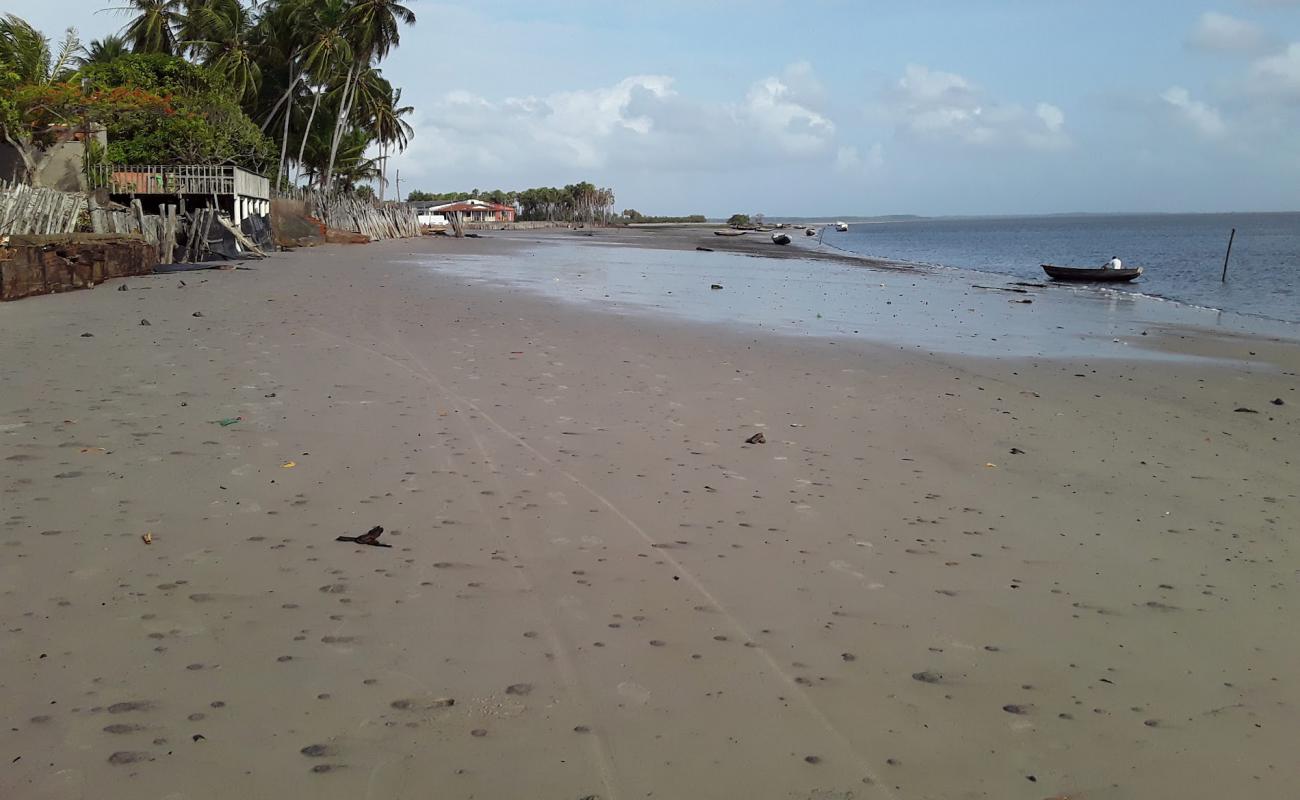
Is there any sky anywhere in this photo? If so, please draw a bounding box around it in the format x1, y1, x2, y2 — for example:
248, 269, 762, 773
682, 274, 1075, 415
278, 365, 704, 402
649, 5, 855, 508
10, 0, 1300, 216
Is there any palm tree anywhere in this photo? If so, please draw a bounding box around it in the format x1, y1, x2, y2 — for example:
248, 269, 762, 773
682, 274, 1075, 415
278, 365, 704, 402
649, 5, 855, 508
330, 126, 381, 191
353, 71, 412, 200
183, 0, 261, 103
293, 0, 353, 186
108, 0, 183, 55
78, 34, 130, 65
0, 14, 78, 84
346, 0, 414, 62
183, 0, 262, 103
324, 0, 414, 189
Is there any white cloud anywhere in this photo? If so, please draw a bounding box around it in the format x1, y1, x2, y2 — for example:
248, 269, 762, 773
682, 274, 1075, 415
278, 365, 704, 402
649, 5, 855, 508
778, 61, 828, 111
744, 77, 837, 156
882, 65, 1069, 151
1189, 12, 1270, 53
834, 143, 884, 174
1161, 86, 1228, 137
1248, 42, 1300, 100
391, 66, 840, 184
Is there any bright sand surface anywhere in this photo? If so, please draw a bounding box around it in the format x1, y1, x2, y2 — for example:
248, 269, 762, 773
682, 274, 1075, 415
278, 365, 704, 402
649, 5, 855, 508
2, 232, 1297, 800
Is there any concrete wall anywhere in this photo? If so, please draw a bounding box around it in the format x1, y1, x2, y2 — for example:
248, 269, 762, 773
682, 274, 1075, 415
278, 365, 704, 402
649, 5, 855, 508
0, 128, 107, 191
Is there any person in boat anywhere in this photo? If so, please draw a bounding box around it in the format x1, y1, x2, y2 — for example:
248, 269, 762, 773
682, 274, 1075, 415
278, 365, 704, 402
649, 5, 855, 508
1104, 255, 1123, 270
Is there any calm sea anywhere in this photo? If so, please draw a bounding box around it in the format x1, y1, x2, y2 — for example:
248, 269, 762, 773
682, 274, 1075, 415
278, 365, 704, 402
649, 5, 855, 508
815, 213, 1299, 323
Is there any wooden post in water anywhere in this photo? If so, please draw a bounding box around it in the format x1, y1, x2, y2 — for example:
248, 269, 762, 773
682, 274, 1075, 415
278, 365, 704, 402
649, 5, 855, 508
1221, 227, 1236, 282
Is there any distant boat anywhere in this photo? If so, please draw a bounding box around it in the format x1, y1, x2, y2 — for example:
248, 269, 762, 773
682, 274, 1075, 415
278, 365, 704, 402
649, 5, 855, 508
1041, 264, 1143, 282
714, 229, 747, 237
835, 221, 849, 232
805, 228, 817, 237
771, 232, 792, 245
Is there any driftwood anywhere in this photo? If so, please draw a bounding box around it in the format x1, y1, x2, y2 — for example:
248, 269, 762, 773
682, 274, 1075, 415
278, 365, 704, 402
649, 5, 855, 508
214, 214, 266, 258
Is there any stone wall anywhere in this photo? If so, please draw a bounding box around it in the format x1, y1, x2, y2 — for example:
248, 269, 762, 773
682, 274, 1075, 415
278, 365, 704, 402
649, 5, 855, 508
0, 234, 156, 301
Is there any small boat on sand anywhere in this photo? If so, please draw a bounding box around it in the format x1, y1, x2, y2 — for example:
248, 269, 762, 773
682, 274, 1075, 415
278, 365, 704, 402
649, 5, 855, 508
1041, 264, 1143, 282
805, 228, 817, 237
835, 221, 849, 232
714, 229, 747, 237
771, 232, 792, 245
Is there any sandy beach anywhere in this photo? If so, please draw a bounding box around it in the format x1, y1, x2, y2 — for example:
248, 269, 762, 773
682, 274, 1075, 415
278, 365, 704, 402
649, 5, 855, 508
2, 231, 1297, 800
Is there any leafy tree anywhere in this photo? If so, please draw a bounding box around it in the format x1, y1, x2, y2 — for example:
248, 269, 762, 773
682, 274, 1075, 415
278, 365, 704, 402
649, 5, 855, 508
7, 6, 424, 195
0, 15, 81, 181
80, 53, 274, 170
727, 213, 751, 228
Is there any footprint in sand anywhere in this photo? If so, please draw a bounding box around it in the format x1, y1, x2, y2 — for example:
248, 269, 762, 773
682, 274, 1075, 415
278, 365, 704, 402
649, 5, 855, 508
829, 560, 865, 579
617, 682, 651, 704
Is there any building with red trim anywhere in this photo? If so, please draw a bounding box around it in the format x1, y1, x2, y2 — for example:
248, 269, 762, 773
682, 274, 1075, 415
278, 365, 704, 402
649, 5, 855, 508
412, 199, 516, 226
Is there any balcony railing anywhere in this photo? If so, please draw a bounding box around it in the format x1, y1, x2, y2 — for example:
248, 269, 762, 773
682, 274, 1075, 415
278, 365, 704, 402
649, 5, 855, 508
88, 164, 269, 200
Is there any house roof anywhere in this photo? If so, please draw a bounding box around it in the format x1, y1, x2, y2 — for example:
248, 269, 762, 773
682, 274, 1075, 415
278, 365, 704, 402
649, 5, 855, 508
427, 201, 514, 213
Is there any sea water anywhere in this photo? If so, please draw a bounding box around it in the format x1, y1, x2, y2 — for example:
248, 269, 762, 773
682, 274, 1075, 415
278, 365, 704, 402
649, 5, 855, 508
815, 213, 1299, 323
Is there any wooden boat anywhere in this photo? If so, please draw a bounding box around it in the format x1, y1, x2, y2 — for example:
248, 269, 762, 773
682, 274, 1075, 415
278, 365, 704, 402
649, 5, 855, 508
1041, 264, 1143, 282
771, 232, 791, 245
713, 229, 747, 237
804, 227, 817, 236
835, 221, 849, 232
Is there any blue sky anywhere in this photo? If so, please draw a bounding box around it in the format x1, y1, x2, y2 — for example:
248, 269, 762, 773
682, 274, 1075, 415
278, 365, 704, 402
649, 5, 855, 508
11, 0, 1300, 215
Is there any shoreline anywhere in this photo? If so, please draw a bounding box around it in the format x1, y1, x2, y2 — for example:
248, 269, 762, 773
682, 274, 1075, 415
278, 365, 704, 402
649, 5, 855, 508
2, 235, 1296, 799
423, 228, 1300, 368
512, 224, 1300, 331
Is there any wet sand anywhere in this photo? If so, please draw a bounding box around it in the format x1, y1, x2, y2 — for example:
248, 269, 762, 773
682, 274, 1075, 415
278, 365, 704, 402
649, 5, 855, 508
1, 235, 1297, 800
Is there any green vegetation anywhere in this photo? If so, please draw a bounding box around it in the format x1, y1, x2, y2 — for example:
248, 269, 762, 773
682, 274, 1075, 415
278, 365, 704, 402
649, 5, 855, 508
1, 1, 418, 193
409, 183, 618, 225
726, 213, 752, 228
621, 209, 707, 224
80, 54, 274, 169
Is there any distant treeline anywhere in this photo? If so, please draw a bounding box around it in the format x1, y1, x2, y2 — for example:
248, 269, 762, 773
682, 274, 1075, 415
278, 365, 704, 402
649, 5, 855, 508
621, 210, 707, 224
407, 183, 616, 224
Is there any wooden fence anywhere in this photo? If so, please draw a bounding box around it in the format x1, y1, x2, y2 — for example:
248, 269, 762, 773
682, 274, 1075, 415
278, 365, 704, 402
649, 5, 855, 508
0, 181, 87, 236
2, 183, 264, 264
280, 188, 420, 241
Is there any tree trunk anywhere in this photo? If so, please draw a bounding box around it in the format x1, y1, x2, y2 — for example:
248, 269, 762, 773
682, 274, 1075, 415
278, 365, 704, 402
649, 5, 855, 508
2, 131, 41, 185
324, 61, 357, 190
295, 87, 322, 186
379, 141, 387, 202
276, 62, 297, 188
